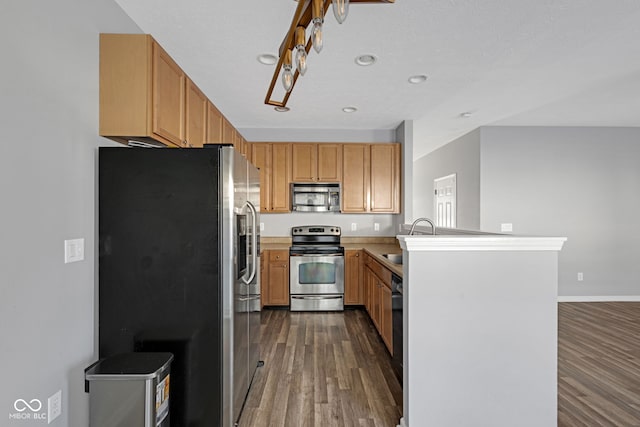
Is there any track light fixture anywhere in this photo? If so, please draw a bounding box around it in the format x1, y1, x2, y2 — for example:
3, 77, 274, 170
264, 0, 395, 109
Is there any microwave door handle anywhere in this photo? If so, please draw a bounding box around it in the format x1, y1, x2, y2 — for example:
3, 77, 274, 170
242, 201, 258, 285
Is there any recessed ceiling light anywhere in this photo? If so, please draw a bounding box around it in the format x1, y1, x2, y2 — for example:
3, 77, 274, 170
257, 54, 278, 65
460, 112, 473, 118
355, 54, 377, 66
342, 106, 357, 113
408, 75, 428, 84
274, 106, 290, 112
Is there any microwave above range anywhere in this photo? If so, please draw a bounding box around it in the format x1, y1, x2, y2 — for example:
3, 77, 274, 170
291, 182, 341, 212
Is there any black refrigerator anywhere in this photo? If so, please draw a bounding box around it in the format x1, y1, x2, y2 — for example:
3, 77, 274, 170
98, 145, 261, 427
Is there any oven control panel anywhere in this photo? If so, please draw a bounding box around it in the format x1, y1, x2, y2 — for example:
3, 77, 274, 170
292, 225, 341, 236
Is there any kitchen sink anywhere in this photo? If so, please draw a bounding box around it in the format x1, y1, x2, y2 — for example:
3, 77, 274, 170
382, 253, 403, 265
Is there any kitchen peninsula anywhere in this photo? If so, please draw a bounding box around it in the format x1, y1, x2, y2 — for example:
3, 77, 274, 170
397, 232, 566, 427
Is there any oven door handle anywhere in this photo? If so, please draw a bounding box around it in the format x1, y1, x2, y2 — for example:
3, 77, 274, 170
291, 295, 343, 300
242, 201, 258, 285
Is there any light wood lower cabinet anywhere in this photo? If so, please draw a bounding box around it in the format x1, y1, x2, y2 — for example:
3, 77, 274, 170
345, 250, 364, 305
364, 253, 393, 354
262, 250, 289, 306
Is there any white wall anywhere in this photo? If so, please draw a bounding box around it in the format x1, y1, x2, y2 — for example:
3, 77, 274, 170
260, 212, 400, 237
0, 1, 140, 425
480, 126, 640, 298
412, 128, 481, 230
411, 125, 640, 298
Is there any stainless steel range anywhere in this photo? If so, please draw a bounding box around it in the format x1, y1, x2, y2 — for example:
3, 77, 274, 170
289, 225, 345, 311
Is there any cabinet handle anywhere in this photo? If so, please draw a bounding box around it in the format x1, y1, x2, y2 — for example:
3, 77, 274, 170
355, 253, 359, 257
275, 255, 280, 259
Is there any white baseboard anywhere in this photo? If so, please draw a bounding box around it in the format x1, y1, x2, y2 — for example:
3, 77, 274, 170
558, 295, 640, 302
396, 417, 407, 427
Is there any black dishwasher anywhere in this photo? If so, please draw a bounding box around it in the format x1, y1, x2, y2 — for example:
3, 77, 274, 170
391, 273, 403, 384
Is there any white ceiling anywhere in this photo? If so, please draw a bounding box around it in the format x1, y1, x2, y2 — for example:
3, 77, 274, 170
114, 0, 640, 158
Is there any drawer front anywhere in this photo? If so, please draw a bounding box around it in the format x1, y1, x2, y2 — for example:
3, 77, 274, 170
269, 250, 289, 262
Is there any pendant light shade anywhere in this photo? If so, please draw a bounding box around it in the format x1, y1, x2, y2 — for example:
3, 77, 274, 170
332, 0, 349, 24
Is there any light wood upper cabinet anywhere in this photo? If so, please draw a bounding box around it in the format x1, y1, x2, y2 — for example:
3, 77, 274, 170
370, 144, 401, 213
342, 144, 370, 213
270, 143, 292, 212
317, 144, 342, 182
222, 117, 234, 145
250, 143, 271, 212
185, 79, 207, 148
206, 101, 223, 144
291, 143, 316, 182
342, 143, 400, 213
291, 143, 342, 182
152, 42, 186, 146
100, 33, 246, 151
345, 250, 363, 305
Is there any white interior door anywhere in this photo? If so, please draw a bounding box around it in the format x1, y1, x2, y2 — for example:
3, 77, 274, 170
434, 174, 457, 228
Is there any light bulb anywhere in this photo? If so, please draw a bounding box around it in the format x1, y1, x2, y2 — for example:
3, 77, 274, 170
312, 18, 323, 53
282, 64, 293, 92
332, 0, 349, 24
295, 46, 307, 76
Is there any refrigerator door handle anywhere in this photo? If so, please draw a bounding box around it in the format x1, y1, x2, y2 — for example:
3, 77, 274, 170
242, 201, 258, 285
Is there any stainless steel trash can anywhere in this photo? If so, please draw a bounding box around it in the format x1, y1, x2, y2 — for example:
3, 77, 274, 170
85, 352, 173, 427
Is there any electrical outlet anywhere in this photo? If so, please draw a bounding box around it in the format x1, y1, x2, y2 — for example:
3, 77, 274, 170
64, 238, 84, 263
48, 390, 62, 424
374, 223, 380, 231
260, 222, 264, 232
577, 272, 584, 281
351, 223, 357, 231
500, 223, 513, 233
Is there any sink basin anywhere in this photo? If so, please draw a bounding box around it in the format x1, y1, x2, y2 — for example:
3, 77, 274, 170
382, 253, 403, 265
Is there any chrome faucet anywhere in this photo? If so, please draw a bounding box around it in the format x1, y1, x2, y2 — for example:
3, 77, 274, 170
409, 217, 436, 235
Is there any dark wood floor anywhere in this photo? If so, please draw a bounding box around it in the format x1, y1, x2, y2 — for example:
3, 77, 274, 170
239, 309, 402, 427
240, 303, 640, 427
558, 302, 640, 427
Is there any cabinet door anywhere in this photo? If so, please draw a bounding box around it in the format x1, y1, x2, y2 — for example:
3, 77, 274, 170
152, 42, 185, 146
370, 144, 400, 213
317, 144, 342, 182
364, 267, 372, 315
267, 251, 289, 306
342, 144, 370, 212
371, 276, 381, 330
222, 116, 235, 145
291, 143, 317, 182
270, 143, 292, 212
345, 250, 363, 305
185, 79, 207, 148
206, 102, 223, 143
241, 136, 250, 160
250, 143, 271, 212
380, 283, 393, 354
